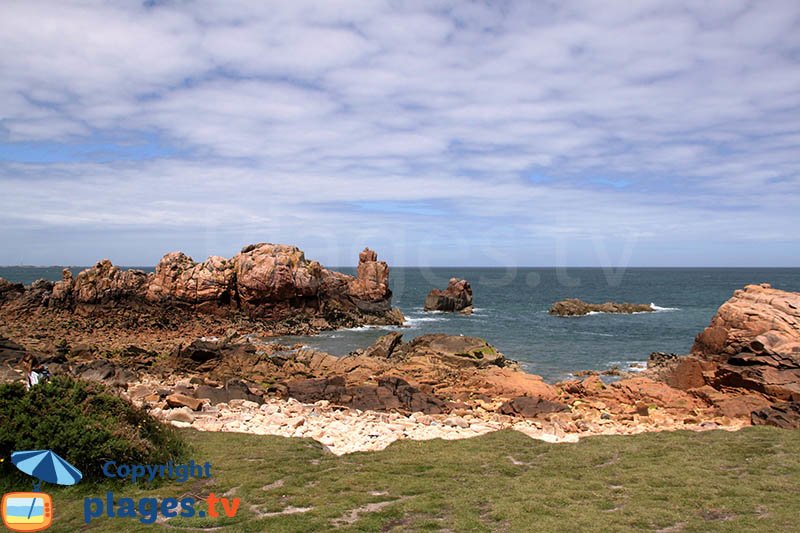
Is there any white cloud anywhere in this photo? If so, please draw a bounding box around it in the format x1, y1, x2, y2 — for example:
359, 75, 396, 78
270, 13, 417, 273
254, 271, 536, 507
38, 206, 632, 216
0, 0, 798, 265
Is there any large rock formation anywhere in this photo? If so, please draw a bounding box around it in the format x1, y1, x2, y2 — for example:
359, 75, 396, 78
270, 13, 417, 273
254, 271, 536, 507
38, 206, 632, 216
424, 278, 473, 314
146, 252, 234, 307
688, 283, 800, 401
0, 244, 403, 336
549, 299, 654, 316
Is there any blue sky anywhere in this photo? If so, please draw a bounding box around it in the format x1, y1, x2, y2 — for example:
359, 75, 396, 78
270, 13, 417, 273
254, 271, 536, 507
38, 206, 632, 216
0, 0, 799, 267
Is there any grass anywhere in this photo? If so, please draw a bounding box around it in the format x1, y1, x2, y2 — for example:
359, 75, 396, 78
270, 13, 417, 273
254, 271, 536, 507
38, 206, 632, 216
2, 427, 798, 532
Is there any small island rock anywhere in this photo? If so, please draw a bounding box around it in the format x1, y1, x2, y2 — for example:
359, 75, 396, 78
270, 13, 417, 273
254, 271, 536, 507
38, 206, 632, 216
549, 298, 653, 317
424, 278, 473, 313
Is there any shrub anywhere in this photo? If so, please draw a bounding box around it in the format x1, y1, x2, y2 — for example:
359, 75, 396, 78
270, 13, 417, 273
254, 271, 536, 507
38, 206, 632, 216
0, 376, 188, 483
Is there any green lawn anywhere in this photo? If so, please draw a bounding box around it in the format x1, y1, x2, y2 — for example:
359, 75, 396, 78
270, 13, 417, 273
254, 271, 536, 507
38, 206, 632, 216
3, 427, 798, 532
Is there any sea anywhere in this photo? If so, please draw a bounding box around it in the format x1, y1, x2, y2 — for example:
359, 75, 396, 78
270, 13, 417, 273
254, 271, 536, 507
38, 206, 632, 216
2, 266, 799, 382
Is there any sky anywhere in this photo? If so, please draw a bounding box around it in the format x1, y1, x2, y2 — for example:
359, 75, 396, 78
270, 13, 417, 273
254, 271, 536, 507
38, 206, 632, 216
1, 0, 799, 267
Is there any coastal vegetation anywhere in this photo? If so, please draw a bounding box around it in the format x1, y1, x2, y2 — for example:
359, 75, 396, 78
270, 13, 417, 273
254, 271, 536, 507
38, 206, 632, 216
0, 376, 187, 482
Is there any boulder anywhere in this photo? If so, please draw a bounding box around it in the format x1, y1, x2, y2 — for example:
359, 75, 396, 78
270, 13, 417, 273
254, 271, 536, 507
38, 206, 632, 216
285, 375, 446, 414
74, 359, 138, 388
549, 299, 654, 316
363, 332, 403, 358
194, 380, 264, 405
171, 339, 228, 373
424, 278, 473, 313
0, 337, 27, 365
751, 402, 800, 429
146, 252, 234, 305
165, 407, 196, 424
165, 393, 204, 411
395, 334, 507, 368
234, 243, 323, 309
498, 396, 569, 418
0, 278, 24, 302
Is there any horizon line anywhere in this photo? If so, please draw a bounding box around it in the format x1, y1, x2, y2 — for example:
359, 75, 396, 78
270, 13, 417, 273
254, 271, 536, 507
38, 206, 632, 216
2, 264, 799, 270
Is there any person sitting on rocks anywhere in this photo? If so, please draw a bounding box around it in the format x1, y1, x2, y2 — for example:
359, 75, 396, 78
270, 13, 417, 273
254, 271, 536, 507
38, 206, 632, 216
21, 354, 50, 390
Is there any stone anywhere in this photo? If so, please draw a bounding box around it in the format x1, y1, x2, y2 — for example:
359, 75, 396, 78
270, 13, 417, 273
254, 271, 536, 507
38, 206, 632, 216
424, 278, 473, 313
76, 359, 138, 387
498, 396, 570, 418
363, 332, 403, 358
750, 402, 800, 429
285, 375, 446, 414
195, 380, 264, 405
395, 334, 507, 368
0, 278, 25, 303
661, 356, 711, 390
166, 407, 196, 423
549, 299, 654, 316
0, 337, 27, 365
165, 393, 204, 411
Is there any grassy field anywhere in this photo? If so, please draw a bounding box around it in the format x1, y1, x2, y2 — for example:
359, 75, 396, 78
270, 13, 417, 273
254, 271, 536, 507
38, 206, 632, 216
2, 427, 798, 532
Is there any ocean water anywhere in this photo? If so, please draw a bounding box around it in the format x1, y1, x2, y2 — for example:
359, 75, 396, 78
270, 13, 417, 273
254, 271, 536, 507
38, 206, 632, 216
2, 266, 799, 382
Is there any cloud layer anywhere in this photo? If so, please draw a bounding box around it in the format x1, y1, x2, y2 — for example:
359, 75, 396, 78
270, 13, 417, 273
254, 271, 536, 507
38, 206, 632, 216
1, 0, 799, 266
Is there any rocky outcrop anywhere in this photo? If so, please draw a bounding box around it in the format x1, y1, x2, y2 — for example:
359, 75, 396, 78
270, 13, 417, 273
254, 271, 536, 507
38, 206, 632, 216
164, 333, 554, 410
72, 259, 150, 306
424, 278, 473, 314
0, 243, 403, 336
750, 402, 800, 429
348, 248, 393, 304
0, 278, 24, 302
549, 299, 654, 316
286, 376, 447, 414
146, 253, 234, 307
677, 284, 800, 402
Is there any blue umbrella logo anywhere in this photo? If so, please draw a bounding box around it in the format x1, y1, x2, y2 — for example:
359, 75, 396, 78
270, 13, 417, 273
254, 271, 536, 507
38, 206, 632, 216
11, 450, 83, 490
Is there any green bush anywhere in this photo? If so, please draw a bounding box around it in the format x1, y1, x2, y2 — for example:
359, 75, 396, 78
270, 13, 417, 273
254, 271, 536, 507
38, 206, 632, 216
0, 376, 188, 483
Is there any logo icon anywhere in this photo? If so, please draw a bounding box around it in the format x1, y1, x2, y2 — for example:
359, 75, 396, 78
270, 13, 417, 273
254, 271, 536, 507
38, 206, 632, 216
2, 450, 82, 532
1, 493, 53, 532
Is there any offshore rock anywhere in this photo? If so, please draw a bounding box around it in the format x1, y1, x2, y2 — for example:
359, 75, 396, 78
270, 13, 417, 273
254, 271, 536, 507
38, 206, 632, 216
549, 299, 654, 316
424, 278, 473, 313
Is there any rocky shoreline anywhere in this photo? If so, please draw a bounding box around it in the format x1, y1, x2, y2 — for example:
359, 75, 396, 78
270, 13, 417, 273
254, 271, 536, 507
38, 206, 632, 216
2, 243, 799, 453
